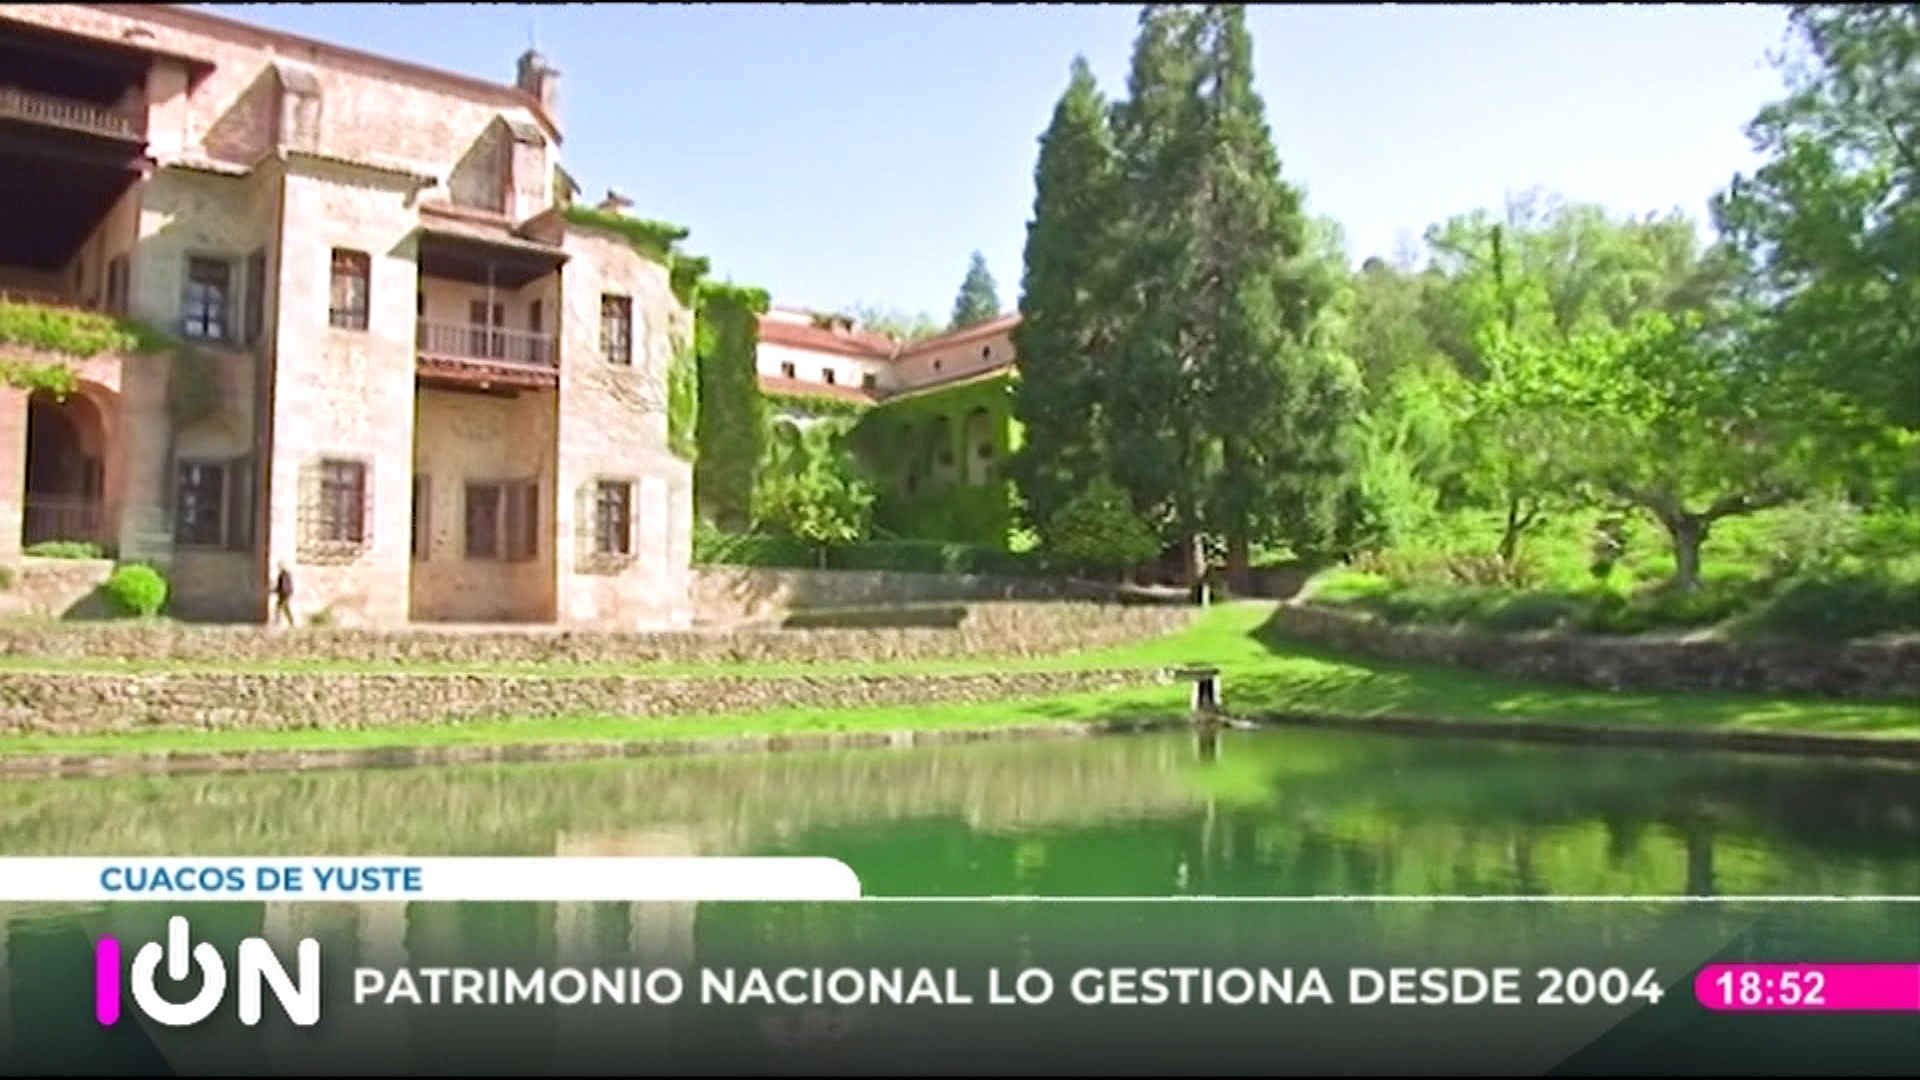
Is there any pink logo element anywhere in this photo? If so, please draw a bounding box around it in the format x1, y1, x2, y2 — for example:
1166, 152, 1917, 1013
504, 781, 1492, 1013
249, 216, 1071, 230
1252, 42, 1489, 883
95, 937, 122, 1025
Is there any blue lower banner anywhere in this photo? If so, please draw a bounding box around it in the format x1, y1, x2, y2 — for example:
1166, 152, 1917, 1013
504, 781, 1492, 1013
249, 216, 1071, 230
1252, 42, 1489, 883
5, 895, 1917, 1075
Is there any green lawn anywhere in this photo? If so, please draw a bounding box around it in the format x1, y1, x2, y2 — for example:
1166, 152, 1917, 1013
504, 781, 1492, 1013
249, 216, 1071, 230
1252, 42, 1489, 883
2, 602, 1917, 756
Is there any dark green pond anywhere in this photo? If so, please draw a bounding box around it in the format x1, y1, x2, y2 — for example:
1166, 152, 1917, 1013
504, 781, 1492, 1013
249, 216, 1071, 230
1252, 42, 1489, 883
4, 727, 1919, 1074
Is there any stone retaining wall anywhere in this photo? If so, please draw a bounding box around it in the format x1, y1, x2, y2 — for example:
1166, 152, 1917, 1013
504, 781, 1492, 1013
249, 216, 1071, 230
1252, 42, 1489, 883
0, 603, 1194, 665
691, 567, 1133, 625
0, 668, 1164, 735
1267, 603, 1920, 699
0, 558, 116, 619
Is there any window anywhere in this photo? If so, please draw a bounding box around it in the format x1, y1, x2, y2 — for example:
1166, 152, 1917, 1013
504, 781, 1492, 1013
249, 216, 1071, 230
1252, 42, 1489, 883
412, 476, 431, 562
464, 481, 537, 561
933, 359, 944, 373
601, 294, 632, 365
862, 373, 878, 391
779, 361, 796, 379
174, 461, 225, 546
329, 249, 370, 330
981, 345, 992, 360
465, 482, 501, 560
181, 256, 231, 341
105, 254, 130, 316
822, 368, 837, 385
243, 248, 268, 345
978, 442, 995, 460
416, 291, 426, 319
594, 481, 633, 556
529, 299, 543, 334
317, 459, 367, 544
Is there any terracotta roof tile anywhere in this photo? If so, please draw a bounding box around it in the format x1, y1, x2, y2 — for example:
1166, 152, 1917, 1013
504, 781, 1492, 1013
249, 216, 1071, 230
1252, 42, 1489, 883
897, 313, 1020, 358
756, 317, 898, 360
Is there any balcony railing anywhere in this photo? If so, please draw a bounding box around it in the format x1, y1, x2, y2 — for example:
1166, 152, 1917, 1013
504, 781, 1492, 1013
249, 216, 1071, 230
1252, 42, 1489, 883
0, 86, 144, 141
22, 496, 109, 550
416, 321, 557, 368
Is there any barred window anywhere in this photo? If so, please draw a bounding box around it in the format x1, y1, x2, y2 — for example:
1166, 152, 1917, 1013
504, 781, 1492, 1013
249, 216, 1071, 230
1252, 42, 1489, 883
317, 459, 367, 544
329, 249, 370, 330
594, 481, 632, 556
601, 294, 631, 365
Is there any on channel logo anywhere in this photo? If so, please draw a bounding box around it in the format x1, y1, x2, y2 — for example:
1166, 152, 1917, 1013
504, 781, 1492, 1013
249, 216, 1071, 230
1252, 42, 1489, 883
95, 916, 322, 1027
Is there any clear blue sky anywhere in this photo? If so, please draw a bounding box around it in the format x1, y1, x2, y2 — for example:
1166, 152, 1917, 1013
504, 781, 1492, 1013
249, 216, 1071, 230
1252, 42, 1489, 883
203, 3, 1793, 320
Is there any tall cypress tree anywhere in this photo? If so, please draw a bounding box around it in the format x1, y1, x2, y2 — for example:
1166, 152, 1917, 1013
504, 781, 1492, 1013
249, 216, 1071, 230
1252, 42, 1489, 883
1106, 4, 1213, 579
949, 252, 1002, 330
1010, 57, 1122, 536
1190, 4, 1361, 586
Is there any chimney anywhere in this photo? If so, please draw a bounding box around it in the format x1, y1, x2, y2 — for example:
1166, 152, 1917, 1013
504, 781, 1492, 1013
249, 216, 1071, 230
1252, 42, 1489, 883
598, 189, 633, 215
515, 49, 560, 120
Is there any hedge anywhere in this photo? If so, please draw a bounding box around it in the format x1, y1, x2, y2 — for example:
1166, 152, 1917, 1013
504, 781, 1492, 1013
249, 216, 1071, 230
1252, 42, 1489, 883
694, 529, 1051, 577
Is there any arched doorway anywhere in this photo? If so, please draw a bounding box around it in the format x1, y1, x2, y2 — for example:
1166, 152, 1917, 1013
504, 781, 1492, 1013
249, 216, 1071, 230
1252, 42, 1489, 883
22, 388, 110, 550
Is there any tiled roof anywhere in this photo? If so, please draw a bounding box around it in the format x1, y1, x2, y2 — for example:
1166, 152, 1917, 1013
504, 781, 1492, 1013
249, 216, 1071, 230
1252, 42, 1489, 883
756, 318, 898, 360
897, 313, 1021, 358
756, 310, 1022, 364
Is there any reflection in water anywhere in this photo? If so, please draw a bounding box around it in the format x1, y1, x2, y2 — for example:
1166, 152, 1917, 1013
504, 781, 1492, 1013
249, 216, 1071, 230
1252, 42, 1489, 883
3, 728, 1920, 1073
3, 727, 1920, 896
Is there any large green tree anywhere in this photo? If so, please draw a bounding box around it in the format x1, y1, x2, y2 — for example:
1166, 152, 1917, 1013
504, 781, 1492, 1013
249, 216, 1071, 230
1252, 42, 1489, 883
1010, 56, 1125, 542
1715, 3, 1920, 436
949, 251, 1002, 330
1104, 3, 1211, 578
1530, 313, 1885, 592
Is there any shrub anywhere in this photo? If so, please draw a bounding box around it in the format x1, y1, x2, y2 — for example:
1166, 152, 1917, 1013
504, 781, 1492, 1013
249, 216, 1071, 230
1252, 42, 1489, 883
1743, 570, 1920, 642
23, 540, 104, 559
1767, 494, 1865, 577
1045, 477, 1160, 577
1579, 578, 1765, 635
102, 563, 168, 618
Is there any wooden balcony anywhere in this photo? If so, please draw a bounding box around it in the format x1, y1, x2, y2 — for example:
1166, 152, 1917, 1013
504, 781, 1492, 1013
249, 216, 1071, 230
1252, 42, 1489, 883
415, 320, 558, 392
0, 86, 143, 142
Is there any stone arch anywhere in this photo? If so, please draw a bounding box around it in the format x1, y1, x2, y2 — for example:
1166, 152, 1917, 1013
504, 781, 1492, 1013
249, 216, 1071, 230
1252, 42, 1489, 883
963, 406, 995, 486
22, 380, 120, 550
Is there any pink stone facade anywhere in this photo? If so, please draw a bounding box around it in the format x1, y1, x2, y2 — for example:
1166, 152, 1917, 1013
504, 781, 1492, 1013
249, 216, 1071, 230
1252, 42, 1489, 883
0, 4, 690, 628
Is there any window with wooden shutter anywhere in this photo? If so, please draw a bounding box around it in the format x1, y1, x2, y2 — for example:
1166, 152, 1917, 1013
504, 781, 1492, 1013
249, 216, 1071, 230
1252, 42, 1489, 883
244, 248, 268, 345
503, 481, 539, 562
225, 454, 255, 552
412, 475, 431, 562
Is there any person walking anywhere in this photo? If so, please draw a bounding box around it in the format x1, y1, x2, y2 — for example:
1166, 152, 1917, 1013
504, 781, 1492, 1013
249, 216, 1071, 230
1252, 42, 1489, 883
272, 563, 296, 628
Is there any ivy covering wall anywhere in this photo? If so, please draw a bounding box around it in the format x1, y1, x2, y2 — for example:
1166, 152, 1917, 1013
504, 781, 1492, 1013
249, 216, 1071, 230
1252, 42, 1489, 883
0, 298, 218, 427
851, 370, 1024, 547
694, 283, 771, 529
